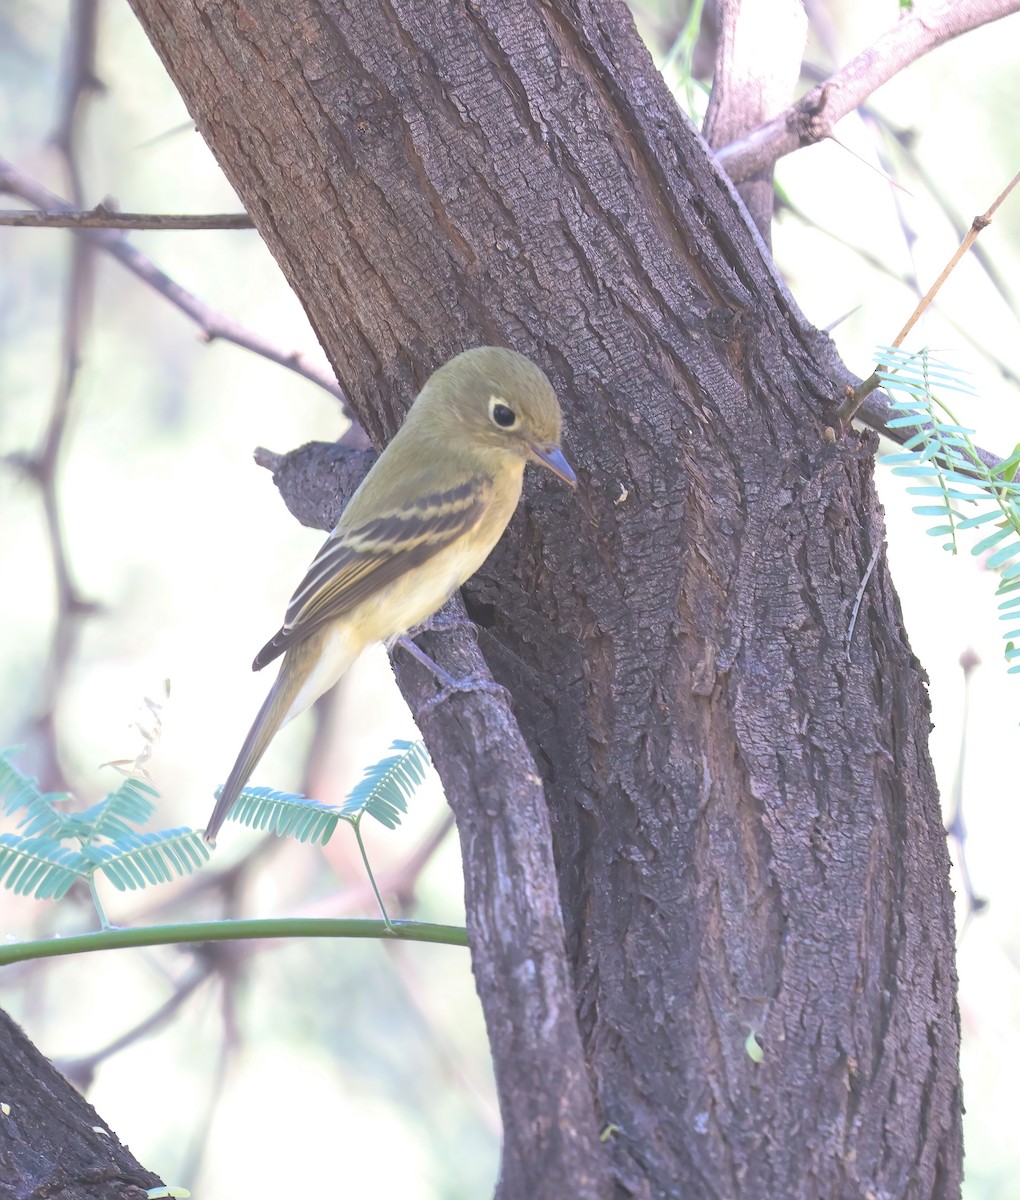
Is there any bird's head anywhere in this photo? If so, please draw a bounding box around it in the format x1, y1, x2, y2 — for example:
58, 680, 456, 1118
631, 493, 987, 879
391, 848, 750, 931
413, 346, 577, 486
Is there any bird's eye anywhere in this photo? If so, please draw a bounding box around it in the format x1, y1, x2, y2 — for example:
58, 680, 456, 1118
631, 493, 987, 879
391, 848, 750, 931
489, 398, 518, 429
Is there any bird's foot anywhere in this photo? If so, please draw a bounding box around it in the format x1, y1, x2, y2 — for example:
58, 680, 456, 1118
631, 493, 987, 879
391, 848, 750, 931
410, 608, 478, 637
394, 636, 508, 716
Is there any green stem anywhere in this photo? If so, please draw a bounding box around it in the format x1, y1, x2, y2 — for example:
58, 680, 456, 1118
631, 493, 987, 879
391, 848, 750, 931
0, 917, 468, 967
352, 814, 393, 931
88, 876, 112, 929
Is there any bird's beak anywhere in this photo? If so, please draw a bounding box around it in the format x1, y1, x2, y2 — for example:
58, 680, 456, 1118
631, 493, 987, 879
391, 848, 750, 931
529, 443, 577, 488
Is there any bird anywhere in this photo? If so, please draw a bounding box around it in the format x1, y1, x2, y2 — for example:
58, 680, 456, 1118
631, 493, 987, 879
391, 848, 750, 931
204, 346, 576, 842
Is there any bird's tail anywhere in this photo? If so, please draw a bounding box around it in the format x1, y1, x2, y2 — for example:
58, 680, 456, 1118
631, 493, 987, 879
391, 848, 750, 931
205, 665, 306, 843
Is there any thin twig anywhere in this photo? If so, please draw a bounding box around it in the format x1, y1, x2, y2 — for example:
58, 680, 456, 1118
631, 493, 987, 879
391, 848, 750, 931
795, 54, 1019, 317
58, 963, 213, 1088
0, 206, 254, 229
779, 194, 1020, 394
274, 813, 456, 924
890, 169, 1020, 350
834, 170, 1020, 426
352, 814, 394, 930
883, 127, 1018, 316
717, 0, 1020, 184
0, 919, 469, 968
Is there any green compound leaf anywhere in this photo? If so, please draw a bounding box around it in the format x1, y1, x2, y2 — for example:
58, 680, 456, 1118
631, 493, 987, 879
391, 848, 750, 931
86, 829, 211, 891
61, 777, 160, 842
877, 344, 1020, 683
225, 787, 342, 845
220, 740, 432, 838
340, 739, 431, 828
0, 835, 90, 900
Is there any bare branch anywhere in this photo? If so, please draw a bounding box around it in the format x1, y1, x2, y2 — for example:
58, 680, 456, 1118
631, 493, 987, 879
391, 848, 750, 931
0, 156, 360, 428
781, 193, 1020, 394
889, 168, 1020, 349
58, 964, 213, 1090
0, 205, 253, 229
836, 169, 1020, 425
52, 0, 102, 203
794, 51, 1020, 315
717, 0, 1020, 184
7, 1, 106, 792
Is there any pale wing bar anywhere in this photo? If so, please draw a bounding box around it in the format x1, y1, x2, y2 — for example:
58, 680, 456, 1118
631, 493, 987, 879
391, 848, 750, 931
252, 477, 488, 671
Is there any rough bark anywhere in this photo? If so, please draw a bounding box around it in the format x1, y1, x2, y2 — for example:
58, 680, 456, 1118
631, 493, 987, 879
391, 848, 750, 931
123, 1, 963, 1197
0, 1008, 164, 1198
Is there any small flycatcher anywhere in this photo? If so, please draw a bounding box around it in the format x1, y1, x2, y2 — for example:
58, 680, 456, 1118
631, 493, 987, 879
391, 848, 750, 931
205, 346, 575, 841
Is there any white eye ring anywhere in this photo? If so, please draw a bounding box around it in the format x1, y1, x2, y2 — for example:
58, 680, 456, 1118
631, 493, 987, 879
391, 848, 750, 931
489, 396, 518, 429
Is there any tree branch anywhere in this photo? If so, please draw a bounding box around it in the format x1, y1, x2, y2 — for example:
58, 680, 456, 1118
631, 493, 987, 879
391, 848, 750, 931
836, 168, 1020, 425
718, 0, 1020, 184
52, 0, 102, 204
0, 1007, 164, 1198
11, 0, 104, 793
0, 204, 253, 229
389, 605, 610, 1199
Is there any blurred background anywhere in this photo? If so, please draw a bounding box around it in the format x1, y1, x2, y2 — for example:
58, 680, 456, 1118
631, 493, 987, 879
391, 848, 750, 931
1, 2, 1018, 1196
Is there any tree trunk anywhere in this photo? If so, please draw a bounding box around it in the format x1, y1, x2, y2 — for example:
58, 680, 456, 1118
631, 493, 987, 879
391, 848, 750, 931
127, 1, 963, 1196
0, 1007, 164, 1197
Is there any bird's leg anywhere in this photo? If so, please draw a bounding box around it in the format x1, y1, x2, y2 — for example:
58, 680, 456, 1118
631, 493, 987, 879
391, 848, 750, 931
393, 621, 508, 716
412, 603, 479, 638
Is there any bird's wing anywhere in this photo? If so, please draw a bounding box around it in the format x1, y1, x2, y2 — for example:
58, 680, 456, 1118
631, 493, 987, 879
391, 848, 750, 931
252, 475, 490, 670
